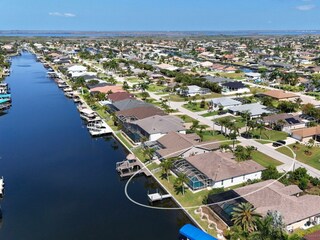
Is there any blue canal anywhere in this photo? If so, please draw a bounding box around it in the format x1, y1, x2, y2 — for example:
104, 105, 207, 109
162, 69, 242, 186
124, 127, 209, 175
0, 51, 190, 239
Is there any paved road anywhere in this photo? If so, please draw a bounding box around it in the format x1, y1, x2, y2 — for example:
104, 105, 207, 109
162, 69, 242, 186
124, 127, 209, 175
79, 58, 320, 178
239, 137, 320, 178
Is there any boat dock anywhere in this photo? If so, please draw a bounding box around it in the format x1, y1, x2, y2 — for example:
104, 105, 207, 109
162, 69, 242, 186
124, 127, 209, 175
116, 154, 151, 178
147, 191, 171, 202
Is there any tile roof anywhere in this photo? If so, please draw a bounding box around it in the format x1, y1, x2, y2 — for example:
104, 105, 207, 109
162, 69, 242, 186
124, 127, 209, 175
185, 151, 265, 181
262, 90, 298, 99
133, 115, 186, 134
234, 180, 320, 225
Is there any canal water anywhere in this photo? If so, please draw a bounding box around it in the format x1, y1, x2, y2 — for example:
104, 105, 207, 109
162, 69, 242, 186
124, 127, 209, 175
0, 51, 190, 239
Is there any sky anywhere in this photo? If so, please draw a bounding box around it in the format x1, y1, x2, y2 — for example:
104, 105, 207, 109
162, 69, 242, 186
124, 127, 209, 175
0, 0, 319, 31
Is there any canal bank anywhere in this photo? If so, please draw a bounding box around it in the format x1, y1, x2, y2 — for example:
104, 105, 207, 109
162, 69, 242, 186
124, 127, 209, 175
0, 51, 191, 239
32, 48, 210, 234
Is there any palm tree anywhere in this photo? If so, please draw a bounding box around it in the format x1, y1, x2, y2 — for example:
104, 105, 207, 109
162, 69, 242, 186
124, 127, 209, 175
142, 147, 155, 161
160, 159, 173, 181
174, 173, 188, 195
241, 110, 251, 134
231, 202, 262, 233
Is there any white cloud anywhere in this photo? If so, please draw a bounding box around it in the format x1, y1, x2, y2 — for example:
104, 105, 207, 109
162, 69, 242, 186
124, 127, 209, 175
49, 12, 76, 17
295, 4, 316, 10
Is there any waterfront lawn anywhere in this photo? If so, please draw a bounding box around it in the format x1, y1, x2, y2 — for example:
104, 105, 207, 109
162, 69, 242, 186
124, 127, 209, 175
277, 144, 320, 170
132, 147, 147, 162
183, 102, 209, 112
115, 132, 134, 149
188, 210, 218, 237
251, 150, 282, 168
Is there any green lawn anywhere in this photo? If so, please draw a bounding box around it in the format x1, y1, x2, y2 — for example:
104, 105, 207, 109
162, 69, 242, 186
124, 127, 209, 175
151, 170, 218, 236
252, 129, 288, 143
183, 102, 209, 112
126, 77, 142, 83
115, 132, 134, 149
251, 150, 282, 168
277, 143, 320, 170
217, 72, 245, 80
176, 114, 197, 123
164, 92, 222, 102
164, 94, 188, 102
147, 84, 169, 93
199, 131, 229, 142
215, 116, 246, 128
201, 111, 218, 117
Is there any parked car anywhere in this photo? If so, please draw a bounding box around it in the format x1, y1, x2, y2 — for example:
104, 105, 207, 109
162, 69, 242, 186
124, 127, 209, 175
272, 140, 286, 147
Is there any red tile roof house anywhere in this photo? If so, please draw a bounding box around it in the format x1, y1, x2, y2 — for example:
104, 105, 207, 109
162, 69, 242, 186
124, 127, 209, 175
260, 90, 299, 101
89, 85, 125, 94
304, 230, 320, 240
107, 92, 134, 103
291, 126, 320, 143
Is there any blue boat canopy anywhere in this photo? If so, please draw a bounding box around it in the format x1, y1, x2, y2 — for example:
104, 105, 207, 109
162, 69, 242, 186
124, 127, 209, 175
0, 99, 10, 104
0, 94, 11, 99
179, 224, 217, 240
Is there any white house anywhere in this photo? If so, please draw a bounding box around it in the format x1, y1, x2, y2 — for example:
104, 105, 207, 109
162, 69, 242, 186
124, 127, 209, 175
172, 151, 265, 190
67, 65, 87, 77
178, 85, 211, 97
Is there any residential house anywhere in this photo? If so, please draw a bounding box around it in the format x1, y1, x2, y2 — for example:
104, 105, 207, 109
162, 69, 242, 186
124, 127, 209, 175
67, 65, 87, 77
291, 126, 320, 142
260, 90, 299, 101
262, 113, 305, 133
109, 99, 153, 112
125, 115, 186, 142
208, 180, 320, 232
116, 106, 165, 123
154, 132, 220, 160
228, 103, 273, 118
172, 151, 265, 190
90, 85, 125, 95
221, 81, 250, 95
107, 92, 134, 103
178, 85, 211, 97
210, 97, 242, 110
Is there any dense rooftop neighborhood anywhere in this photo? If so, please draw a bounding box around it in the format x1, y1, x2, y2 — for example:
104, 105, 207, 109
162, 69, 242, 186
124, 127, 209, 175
2, 35, 320, 239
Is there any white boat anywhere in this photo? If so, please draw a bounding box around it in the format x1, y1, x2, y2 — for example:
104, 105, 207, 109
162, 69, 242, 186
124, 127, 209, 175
65, 92, 74, 98
88, 127, 111, 136
57, 83, 68, 88
79, 108, 99, 122
63, 87, 73, 93
0, 177, 4, 198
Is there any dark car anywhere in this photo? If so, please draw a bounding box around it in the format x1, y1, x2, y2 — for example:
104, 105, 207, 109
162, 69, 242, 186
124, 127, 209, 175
272, 140, 286, 147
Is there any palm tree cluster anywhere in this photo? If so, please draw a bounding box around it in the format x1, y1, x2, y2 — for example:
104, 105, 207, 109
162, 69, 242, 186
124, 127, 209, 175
227, 202, 300, 240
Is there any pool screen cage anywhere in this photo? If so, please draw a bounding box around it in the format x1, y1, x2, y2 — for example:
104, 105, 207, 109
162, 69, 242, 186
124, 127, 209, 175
172, 159, 212, 190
